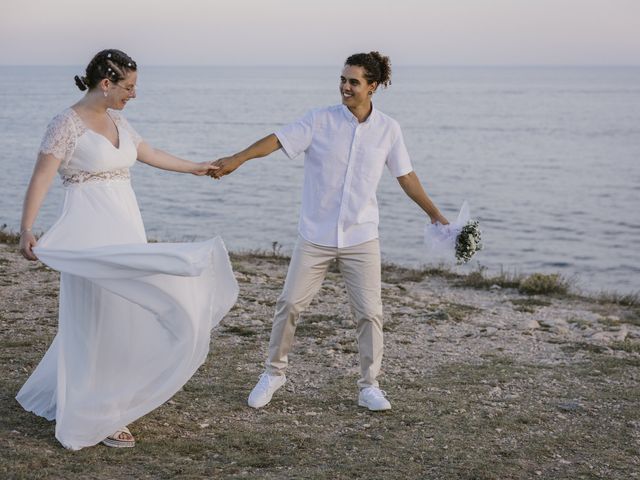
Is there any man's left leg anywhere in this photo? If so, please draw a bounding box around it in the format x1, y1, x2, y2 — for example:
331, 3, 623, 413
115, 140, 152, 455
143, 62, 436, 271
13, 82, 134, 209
337, 239, 390, 411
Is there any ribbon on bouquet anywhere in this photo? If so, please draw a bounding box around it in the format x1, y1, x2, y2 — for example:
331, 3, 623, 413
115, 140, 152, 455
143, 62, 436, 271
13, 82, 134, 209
424, 201, 481, 265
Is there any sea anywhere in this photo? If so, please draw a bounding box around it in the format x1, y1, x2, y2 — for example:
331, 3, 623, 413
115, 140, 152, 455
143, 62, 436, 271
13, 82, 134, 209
1, 66, 639, 294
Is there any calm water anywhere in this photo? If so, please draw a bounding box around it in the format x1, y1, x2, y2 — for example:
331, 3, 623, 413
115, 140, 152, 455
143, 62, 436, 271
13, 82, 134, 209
1, 66, 639, 294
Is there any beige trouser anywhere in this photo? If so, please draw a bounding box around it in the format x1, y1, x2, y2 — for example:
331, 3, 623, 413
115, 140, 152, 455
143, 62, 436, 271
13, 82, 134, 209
265, 236, 384, 389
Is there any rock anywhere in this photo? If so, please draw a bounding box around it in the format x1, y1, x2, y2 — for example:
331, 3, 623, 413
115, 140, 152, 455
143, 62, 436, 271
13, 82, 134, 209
482, 327, 498, 336
590, 329, 627, 342
488, 319, 506, 329
396, 307, 415, 315
557, 401, 583, 412
551, 325, 571, 335
522, 319, 541, 330
488, 386, 502, 398
590, 331, 610, 342
428, 310, 450, 321
616, 325, 629, 341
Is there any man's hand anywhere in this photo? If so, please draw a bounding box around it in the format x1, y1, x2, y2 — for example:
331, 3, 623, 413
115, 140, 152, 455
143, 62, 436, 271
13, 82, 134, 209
430, 212, 449, 225
209, 135, 281, 180
210, 156, 243, 179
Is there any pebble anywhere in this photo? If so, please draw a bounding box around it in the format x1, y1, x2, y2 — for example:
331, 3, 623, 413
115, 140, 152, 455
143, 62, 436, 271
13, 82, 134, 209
616, 325, 629, 341
557, 401, 583, 412
482, 327, 498, 336
488, 386, 502, 398
551, 325, 571, 335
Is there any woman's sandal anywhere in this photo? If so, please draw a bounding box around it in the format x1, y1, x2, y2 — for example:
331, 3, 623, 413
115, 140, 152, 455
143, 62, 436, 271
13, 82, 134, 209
102, 426, 135, 448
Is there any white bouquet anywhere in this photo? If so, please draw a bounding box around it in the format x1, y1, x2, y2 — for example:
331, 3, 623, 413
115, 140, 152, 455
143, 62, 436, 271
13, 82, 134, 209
424, 201, 483, 265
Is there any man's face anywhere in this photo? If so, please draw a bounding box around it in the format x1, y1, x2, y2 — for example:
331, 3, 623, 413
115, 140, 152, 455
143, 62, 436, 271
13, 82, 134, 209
340, 65, 375, 109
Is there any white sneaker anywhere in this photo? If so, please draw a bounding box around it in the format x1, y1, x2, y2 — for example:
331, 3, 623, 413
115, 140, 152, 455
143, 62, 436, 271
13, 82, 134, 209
358, 387, 392, 411
248, 372, 286, 409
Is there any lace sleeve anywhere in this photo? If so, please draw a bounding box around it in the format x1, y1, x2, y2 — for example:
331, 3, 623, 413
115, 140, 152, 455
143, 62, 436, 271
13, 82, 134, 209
111, 111, 143, 148
39, 110, 77, 164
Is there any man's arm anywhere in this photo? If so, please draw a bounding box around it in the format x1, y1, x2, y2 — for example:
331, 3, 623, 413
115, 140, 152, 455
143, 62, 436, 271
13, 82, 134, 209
397, 171, 449, 224
212, 134, 282, 179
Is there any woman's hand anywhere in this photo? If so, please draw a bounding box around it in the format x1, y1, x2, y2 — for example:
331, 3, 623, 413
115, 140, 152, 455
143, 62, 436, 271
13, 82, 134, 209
19, 231, 38, 261
191, 161, 219, 176
210, 134, 282, 180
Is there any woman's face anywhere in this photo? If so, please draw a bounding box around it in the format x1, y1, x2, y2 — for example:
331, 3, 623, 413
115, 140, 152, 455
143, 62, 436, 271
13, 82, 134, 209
106, 70, 137, 110
339, 65, 375, 110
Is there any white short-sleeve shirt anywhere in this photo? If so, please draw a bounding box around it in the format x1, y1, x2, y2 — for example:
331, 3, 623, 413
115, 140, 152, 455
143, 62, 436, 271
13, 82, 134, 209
275, 104, 413, 248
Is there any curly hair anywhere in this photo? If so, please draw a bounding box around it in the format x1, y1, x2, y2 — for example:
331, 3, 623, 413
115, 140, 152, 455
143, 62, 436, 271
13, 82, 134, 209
74, 49, 137, 91
344, 51, 392, 88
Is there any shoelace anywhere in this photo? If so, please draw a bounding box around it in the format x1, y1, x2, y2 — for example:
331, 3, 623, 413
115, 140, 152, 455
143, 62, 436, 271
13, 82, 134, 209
255, 374, 274, 393
364, 388, 387, 398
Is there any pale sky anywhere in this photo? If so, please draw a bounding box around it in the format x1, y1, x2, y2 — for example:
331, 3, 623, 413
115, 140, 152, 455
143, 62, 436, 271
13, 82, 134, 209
2, 0, 639, 66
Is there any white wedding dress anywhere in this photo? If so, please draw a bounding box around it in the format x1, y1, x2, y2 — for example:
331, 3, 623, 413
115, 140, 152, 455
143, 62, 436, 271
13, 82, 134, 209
16, 108, 238, 450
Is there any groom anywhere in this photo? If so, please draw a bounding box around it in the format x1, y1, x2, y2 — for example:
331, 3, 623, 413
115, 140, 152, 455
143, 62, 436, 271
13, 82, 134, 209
212, 51, 448, 411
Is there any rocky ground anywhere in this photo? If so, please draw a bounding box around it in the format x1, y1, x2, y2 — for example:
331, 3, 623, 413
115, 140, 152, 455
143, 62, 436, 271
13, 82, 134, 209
1, 240, 639, 479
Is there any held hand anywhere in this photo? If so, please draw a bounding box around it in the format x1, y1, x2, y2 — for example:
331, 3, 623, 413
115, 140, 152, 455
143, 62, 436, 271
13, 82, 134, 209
210, 156, 242, 180
431, 213, 450, 225
19, 231, 38, 261
191, 161, 220, 177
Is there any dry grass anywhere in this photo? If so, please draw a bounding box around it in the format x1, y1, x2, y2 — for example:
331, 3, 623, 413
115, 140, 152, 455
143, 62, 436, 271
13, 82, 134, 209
509, 297, 552, 313
458, 267, 523, 290
380, 262, 456, 285
0, 224, 21, 245
458, 267, 573, 297
594, 291, 639, 308
519, 273, 570, 296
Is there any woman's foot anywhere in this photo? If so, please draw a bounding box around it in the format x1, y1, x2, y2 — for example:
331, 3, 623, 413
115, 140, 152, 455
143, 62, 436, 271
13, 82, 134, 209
101, 426, 135, 448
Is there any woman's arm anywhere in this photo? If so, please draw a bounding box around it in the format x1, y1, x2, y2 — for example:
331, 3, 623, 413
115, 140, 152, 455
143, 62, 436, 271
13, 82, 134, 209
19, 153, 62, 260
397, 171, 449, 225
136, 142, 216, 176
211, 134, 282, 179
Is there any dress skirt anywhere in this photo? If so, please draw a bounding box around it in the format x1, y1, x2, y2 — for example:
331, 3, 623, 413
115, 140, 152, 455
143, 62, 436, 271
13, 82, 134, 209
16, 179, 238, 450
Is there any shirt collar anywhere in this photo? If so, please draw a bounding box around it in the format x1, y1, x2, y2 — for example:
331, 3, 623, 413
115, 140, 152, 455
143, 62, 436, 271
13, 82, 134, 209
341, 103, 377, 126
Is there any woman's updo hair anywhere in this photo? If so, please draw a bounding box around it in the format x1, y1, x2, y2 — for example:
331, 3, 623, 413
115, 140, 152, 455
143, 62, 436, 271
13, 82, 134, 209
74, 49, 137, 91
345, 51, 392, 88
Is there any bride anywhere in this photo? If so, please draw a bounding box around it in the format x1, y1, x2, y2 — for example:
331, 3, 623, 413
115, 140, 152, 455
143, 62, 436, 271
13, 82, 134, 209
17, 49, 238, 450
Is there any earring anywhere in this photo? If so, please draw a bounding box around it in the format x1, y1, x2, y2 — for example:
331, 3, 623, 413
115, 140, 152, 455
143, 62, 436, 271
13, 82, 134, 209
368, 91, 373, 96
103, 91, 108, 98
